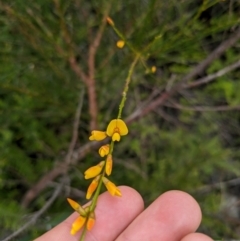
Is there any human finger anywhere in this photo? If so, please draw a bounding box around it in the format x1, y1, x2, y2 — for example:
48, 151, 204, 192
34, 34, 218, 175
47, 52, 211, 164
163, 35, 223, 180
116, 190, 202, 241
35, 186, 144, 241
181, 232, 214, 241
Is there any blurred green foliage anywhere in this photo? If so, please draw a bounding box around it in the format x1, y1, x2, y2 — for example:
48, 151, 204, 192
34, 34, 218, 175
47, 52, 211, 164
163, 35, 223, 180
1, 0, 240, 240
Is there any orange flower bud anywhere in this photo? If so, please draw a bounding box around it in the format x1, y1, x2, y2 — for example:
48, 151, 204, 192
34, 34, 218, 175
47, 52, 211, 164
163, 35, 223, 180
103, 177, 121, 197
70, 216, 86, 235
106, 154, 113, 176
99, 144, 110, 157
84, 161, 105, 179
86, 212, 95, 231
106, 16, 114, 26
86, 176, 100, 199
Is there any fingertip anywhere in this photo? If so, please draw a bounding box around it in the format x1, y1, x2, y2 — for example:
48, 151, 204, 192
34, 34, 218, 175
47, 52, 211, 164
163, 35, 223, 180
116, 190, 202, 241
160, 190, 202, 233
181, 232, 214, 241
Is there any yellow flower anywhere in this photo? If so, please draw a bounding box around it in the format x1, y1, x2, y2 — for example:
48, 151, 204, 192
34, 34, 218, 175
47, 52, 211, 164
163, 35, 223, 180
103, 177, 122, 197
86, 212, 95, 231
70, 216, 86, 235
67, 198, 86, 216
99, 144, 110, 157
106, 119, 128, 142
86, 176, 99, 200
116, 40, 125, 48
106, 154, 113, 176
84, 161, 105, 179
89, 130, 107, 141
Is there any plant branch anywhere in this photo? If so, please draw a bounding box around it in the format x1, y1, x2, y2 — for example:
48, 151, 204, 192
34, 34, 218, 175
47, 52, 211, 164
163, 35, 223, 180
185, 59, 240, 89
164, 102, 240, 112
66, 89, 85, 165
87, 7, 110, 130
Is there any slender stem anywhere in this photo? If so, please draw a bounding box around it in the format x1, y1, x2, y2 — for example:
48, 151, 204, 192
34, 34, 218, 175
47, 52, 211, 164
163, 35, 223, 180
118, 54, 140, 119
79, 225, 87, 241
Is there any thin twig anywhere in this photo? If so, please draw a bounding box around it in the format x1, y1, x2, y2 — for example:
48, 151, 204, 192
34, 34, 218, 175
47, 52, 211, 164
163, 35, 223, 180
3, 184, 63, 241
164, 102, 240, 112
65, 89, 85, 165
185, 59, 240, 89
154, 108, 185, 127
48, 181, 85, 198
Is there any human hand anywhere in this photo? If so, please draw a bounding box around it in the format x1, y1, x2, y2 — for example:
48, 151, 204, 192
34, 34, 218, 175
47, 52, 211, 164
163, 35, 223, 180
35, 186, 213, 241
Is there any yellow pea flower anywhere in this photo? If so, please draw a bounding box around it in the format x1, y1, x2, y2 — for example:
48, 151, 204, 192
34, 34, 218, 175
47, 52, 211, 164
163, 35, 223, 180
89, 130, 107, 141
103, 177, 121, 197
84, 161, 105, 179
106, 154, 113, 176
99, 144, 110, 157
86, 176, 100, 200
70, 216, 86, 235
106, 119, 128, 142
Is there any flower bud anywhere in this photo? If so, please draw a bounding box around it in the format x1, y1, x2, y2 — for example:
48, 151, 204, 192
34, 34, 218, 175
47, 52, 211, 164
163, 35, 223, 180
99, 144, 110, 157
70, 216, 86, 235
84, 161, 105, 179
86, 176, 100, 199
67, 198, 86, 216
103, 177, 121, 197
87, 212, 95, 231
106, 154, 113, 176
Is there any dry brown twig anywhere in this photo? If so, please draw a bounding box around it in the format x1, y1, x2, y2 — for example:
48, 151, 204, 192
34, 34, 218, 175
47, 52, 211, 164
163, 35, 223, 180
185, 59, 240, 89
164, 102, 240, 112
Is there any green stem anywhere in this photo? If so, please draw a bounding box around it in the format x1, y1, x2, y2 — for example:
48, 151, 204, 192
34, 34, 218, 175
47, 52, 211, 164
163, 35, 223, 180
117, 54, 140, 119
79, 225, 87, 241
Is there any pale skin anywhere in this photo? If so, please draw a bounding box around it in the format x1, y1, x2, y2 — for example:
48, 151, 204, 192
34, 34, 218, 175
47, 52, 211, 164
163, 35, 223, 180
35, 186, 214, 241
